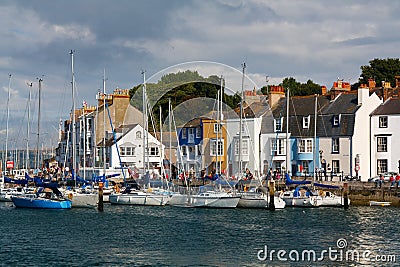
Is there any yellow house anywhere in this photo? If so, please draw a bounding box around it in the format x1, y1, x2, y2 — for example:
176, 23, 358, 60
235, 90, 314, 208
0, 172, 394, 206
201, 118, 228, 175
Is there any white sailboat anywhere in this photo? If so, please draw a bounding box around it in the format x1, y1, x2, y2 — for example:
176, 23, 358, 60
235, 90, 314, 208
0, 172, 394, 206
236, 181, 285, 209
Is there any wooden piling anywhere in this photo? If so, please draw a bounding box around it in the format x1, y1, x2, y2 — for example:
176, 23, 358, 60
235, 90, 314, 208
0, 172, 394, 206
268, 180, 275, 211
98, 181, 104, 212
343, 182, 349, 209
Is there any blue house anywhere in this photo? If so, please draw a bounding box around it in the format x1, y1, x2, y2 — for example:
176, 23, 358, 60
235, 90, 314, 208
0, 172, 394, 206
177, 118, 204, 176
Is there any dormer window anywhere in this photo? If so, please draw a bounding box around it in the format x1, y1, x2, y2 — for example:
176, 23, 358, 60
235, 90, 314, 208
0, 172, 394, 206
181, 128, 187, 139
274, 118, 283, 132
303, 116, 310, 129
379, 116, 388, 128
333, 114, 341, 127
214, 123, 222, 133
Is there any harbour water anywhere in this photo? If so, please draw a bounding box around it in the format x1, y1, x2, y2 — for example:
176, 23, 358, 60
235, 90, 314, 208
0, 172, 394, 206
0, 203, 399, 266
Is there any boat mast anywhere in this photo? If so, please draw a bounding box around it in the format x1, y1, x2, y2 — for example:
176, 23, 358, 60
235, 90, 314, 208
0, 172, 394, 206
142, 70, 147, 176
70, 50, 76, 186
103, 70, 106, 181
168, 98, 172, 180
36, 77, 43, 171
312, 94, 318, 188
4, 74, 11, 177
83, 107, 86, 180
26, 82, 32, 172
219, 75, 224, 175
239, 63, 246, 176
286, 88, 290, 174
216, 80, 220, 174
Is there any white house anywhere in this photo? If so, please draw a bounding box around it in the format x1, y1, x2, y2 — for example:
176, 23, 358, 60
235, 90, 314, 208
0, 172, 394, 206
352, 87, 382, 181
370, 98, 400, 177
109, 124, 164, 175
226, 102, 269, 178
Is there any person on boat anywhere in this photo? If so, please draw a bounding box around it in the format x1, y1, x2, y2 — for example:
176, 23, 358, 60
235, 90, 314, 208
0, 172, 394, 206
396, 173, 400, 188
390, 175, 395, 187
276, 170, 281, 180
378, 174, 384, 188
245, 168, 253, 180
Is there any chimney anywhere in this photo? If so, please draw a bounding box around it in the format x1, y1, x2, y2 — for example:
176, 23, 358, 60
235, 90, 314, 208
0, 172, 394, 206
396, 76, 400, 88
368, 78, 376, 88
358, 87, 369, 106
321, 86, 327, 95
268, 85, 285, 108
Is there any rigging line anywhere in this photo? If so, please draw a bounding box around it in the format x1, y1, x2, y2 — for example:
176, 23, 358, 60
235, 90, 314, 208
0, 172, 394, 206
170, 103, 189, 188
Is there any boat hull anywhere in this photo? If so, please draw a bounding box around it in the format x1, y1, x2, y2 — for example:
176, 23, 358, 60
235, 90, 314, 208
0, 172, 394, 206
169, 194, 240, 208
109, 193, 169, 206
281, 196, 321, 207
68, 193, 98, 208
11, 196, 72, 209
237, 195, 285, 209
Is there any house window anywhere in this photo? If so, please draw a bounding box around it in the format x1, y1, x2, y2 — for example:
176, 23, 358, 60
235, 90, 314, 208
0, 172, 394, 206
214, 123, 222, 133
136, 131, 141, 139
210, 139, 224, 156
120, 146, 135, 156
377, 137, 387, 152
234, 139, 239, 155
242, 139, 249, 155
379, 116, 388, 128
188, 128, 194, 143
196, 127, 201, 138
303, 116, 310, 128
181, 128, 187, 139
271, 138, 285, 155
377, 159, 388, 174
234, 139, 248, 155
302, 161, 309, 174
333, 115, 340, 126
181, 146, 187, 156
274, 118, 282, 132
332, 160, 340, 173
149, 147, 159, 156
298, 139, 313, 153
332, 138, 339, 153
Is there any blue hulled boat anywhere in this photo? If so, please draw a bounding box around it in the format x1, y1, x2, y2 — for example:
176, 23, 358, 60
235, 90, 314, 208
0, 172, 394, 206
11, 195, 72, 209
11, 187, 71, 209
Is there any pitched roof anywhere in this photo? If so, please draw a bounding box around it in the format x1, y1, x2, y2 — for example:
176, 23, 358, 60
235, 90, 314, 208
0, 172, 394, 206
370, 98, 400, 115
262, 93, 358, 137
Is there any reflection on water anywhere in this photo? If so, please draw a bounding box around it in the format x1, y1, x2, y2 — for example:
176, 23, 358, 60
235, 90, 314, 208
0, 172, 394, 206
0, 202, 398, 266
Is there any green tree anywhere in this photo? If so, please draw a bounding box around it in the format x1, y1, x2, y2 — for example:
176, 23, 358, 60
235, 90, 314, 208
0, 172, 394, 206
280, 77, 321, 96
360, 58, 400, 87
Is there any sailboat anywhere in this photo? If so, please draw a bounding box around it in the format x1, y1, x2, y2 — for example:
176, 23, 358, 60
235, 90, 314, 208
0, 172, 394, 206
64, 50, 97, 208
11, 185, 71, 209
109, 70, 170, 206
10, 79, 72, 209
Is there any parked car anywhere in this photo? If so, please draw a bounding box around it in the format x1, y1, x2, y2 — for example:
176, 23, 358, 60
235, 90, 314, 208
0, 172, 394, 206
368, 172, 398, 183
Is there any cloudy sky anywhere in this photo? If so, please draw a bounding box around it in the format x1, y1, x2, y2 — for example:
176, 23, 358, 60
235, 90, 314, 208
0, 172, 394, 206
1, 0, 400, 149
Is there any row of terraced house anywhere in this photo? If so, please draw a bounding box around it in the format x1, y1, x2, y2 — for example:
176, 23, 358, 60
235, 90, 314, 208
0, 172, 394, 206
55, 77, 400, 182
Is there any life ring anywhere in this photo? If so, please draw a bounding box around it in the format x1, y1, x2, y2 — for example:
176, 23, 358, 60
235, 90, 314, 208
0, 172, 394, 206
68, 193, 73, 200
